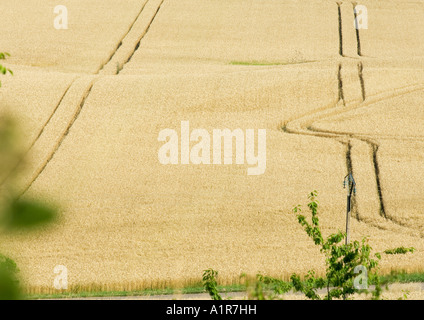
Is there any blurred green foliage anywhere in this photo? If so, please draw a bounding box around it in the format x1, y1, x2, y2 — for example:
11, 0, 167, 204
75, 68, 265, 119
0, 55, 57, 299
0, 254, 20, 300
0, 52, 13, 87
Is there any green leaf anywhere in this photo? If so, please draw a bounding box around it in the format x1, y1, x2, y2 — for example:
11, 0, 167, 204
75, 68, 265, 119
3, 199, 56, 229
0, 270, 21, 300
0, 254, 19, 275
0, 254, 21, 300
0, 52, 10, 60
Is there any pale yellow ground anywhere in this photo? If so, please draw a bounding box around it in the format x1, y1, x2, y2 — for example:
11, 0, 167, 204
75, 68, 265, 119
0, 0, 423, 297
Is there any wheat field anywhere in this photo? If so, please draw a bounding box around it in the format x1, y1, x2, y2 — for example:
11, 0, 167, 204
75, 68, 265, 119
0, 0, 423, 295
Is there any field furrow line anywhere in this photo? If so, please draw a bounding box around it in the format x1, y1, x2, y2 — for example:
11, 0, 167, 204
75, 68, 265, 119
357, 62, 365, 101
338, 64, 345, 104
122, 0, 165, 69
371, 144, 386, 218
97, 0, 150, 74
281, 64, 424, 235
0, 78, 77, 187
19, 78, 96, 196
337, 2, 343, 56
98, 0, 165, 75
352, 2, 362, 56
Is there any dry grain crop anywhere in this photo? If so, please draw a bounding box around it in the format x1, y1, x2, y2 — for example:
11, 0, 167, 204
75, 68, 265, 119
0, 0, 423, 294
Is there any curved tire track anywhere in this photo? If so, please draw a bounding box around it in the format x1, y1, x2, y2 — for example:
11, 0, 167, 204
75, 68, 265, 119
281, 74, 424, 236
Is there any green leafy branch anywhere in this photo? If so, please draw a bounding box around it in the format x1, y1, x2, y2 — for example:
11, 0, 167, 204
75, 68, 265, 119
204, 191, 416, 300
0, 76, 57, 299
0, 52, 13, 87
202, 268, 222, 300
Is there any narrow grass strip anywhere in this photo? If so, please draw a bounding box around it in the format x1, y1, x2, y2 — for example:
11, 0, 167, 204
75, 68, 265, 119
229, 60, 314, 66
25, 272, 424, 300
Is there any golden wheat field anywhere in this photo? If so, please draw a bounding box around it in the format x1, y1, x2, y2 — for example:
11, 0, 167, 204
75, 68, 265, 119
0, 0, 423, 297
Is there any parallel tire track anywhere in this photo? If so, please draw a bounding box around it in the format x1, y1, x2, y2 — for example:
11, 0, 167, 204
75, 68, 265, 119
97, 1, 150, 73
19, 1, 166, 194
0, 78, 76, 187
281, 66, 424, 232
20, 81, 95, 196
98, 0, 165, 75
121, 0, 165, 71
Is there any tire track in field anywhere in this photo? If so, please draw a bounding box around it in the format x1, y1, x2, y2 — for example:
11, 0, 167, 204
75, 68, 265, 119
343, 141, 359, 219
352, 2, 362, 56
97, 0, 150, 73
0, 78, 76, 187
29, 80, 76, 149
308, 78, 424, 143
283, 1, 424, 229
122, 0, 165, 70
281, 66, 424, 234
371, 143, 386, 218
98, 0, 165, 75
20, 79, 96, 196
18, 0, 166, 193
282, 1, 424, 232
338, 63, 345, 104
337, 2, 344, 56
357, 62, 365, 101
